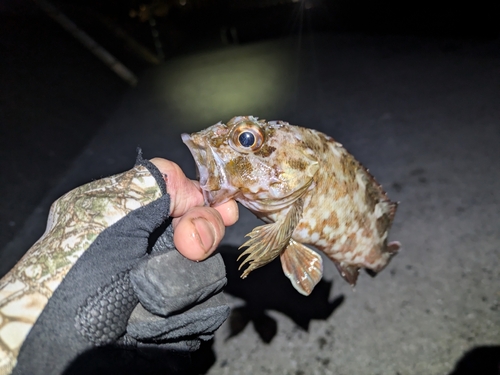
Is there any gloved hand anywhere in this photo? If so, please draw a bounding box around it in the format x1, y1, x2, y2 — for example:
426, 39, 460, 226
0, 153, 238, 375
126, 227, 229, 351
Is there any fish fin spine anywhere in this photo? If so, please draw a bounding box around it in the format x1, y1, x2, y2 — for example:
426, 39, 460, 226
238, 198, 304, 278
334, 261, 360, 286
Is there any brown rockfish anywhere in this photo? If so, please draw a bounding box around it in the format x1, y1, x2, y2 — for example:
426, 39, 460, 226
182, 116, 400, 295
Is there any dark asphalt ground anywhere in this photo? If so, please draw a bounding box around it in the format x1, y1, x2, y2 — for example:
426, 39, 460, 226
1, 1, 500, 374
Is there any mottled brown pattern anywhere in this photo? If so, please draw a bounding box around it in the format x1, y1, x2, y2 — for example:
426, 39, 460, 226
364, 177, 382, 213
266, 127, 276, 138
183, 116, 400, 295
226, 156, 255, 186
321, 210, 339, 230
376, 213, 391, 236
340, 153, 358, 182
0, 165, 162, 375
364, 246, 383, 265
288, 158, 309, 172
208, 133, 226, 148
294, 221, 313, 236
255, 144, 276, 158
343, 233, 357, 251
332, 182, 349, 200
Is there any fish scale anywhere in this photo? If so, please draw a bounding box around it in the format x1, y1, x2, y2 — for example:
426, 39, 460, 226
182, 116, 400, 295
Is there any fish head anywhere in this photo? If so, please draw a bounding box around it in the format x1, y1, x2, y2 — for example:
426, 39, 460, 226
182, 116, 319, 212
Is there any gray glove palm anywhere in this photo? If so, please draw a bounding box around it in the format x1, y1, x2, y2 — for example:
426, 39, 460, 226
128, 229, 228, 351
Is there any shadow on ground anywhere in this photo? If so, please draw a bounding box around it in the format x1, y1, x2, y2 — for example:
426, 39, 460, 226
448, 346, 500, 375
63, 344, 195, 375
219, 245, 344, 343
189, 245, 344, 373
63, 244, 344, 375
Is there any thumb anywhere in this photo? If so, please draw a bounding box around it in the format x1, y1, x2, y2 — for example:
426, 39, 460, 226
149, 158, 205, 217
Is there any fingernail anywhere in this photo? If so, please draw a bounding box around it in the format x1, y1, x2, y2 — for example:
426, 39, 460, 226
192, 218, 216, 253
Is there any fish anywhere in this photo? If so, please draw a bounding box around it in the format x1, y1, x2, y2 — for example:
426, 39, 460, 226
182, 116, 401, 296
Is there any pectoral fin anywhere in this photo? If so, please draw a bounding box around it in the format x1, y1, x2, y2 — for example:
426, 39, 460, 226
238, 199, 304, 278
280, 240, 323, 296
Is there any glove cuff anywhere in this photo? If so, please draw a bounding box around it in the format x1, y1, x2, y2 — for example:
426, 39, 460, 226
136, 148, 167, 195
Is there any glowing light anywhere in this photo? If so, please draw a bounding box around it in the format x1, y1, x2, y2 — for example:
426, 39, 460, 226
159, 44, 295, 129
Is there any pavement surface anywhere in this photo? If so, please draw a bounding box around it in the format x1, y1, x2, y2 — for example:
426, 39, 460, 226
1, 8, 500, 374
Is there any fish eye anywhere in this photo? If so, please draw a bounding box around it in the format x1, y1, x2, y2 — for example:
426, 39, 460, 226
230, 123, 265, 153
238, 131, 255, 148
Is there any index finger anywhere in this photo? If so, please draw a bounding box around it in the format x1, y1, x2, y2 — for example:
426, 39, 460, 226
213, 199, 239, 227
150, 158, 239, 226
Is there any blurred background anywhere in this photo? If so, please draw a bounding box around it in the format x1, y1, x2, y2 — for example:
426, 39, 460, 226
1, 0, 499, 374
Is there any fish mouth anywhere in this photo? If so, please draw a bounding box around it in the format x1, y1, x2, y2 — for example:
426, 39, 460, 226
181, 133, 209, 187
182, 133, 228, 206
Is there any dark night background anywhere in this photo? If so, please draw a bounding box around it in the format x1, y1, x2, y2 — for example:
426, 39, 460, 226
1, 0, 499, 374
1, 0, 498, 249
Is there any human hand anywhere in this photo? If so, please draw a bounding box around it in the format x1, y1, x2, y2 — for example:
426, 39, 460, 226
149, 157, 238, 260
1, 153, 236, 375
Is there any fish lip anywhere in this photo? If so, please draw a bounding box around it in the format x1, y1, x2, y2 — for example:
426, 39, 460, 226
182, 132, 222, 206
181, 133, 209, 191
181, 133, 209, 186
182, 130, 241, 207
182, 135, 207, 188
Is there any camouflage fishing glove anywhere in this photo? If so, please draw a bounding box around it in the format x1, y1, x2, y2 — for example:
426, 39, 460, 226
0, 154, 229, 375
